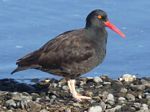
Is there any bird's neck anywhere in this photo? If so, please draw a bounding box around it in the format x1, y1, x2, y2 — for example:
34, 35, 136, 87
85, 26, 107, 40
85, 26, 107, 49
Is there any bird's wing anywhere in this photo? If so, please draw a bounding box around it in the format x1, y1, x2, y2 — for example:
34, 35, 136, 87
12, 29, 96, 75
38, 29, 95, 70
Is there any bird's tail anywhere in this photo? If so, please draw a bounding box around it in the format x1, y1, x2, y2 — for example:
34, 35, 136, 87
11, 66, 29, 74
11, 50, 41, 74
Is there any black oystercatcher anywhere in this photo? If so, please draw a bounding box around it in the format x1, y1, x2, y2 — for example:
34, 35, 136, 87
11, 9, 125, 101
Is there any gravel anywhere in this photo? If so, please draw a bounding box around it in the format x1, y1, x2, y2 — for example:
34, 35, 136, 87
0, 75, 149, 112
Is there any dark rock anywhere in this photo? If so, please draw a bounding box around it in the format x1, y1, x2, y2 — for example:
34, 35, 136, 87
0, 76, 149, 111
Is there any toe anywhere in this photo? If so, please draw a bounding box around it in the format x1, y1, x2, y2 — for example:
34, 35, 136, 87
73, 94, 91, 101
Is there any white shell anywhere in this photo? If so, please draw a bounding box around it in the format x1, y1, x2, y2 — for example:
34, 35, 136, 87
119, 74, 136, 82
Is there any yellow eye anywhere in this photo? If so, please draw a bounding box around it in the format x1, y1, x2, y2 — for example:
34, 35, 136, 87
98, 15, 102, 19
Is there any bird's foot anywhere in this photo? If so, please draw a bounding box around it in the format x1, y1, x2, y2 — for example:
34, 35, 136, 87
67, 79, 91, 101
73, 93, 91, 101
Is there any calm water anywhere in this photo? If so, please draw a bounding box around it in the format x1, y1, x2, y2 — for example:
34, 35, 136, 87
0, 0, 150, 79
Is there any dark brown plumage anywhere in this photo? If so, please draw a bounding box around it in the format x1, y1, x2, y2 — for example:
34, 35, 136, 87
11, 9, 125, 101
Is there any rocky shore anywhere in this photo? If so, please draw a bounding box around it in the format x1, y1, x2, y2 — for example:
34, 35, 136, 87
0, 75, 149, 112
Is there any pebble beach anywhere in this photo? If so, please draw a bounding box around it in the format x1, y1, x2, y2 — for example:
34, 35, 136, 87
0, 75, 149, 112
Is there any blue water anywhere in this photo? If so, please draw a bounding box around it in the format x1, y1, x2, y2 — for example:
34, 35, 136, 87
0, 0, 150, 79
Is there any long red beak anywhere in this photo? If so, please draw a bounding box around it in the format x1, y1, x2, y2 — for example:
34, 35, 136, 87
104, 21, 125, 38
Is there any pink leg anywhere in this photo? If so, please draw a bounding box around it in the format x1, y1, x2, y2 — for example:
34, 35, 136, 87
67, 79, 91, 101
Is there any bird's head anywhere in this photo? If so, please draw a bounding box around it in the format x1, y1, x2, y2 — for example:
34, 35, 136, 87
86, 9, 125, 38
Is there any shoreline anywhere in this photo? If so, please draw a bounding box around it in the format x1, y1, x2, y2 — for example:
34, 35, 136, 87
0, 75, 149, 112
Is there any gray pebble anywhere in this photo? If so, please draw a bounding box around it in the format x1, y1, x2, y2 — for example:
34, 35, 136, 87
40, 109, 49, 112
145, 93, 150, 100
90, 99, 96, 104
126, 93, 135, 101
45, 96, 50, 100
93, 77, 103, 83
141, 79, 150, 87
5, 99, 16, 108
31, 93, 40, 98
65, 108, 71, 112
131, 84, 145, 91
51, 95, 57, 99
134, 102, 141, 110
100, 101, 106, 110
118, 97, 126, 104
22, 92, 30, 96
114, 105, 122, 110
6, 110, 13, 112
12, 92, 32, 102
103, 82, 111, 85
88, 106, 102, 112
80, 81, 85, 86
105, 105, 122, 112
87, 77, 94, 80
20, 98, 29, 109
62, 85, 68, 91
101, 91, 109, 100
120, 88, 128, 93
106, 93, 115, 105
147, 99, 150, 106
36, 98, 41, 102
28, 101, 41, 112
140, 104, 149, 112
53, 83, 57, 88
50, 99, 55, 104
73, 103, 81, 107
11, 92, 21, 100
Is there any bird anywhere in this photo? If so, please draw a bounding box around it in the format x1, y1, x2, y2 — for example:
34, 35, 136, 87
11, 9, 125, 101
